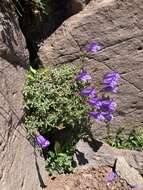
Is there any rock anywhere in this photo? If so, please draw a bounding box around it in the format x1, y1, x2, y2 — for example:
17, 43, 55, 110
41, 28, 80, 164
116, 156, 143, 187
74, 138, 143, 175
67, 0, 90, 15
38, 0, 143, 138
132, 185, 143, 190
0, 1, 47, 190
64, 185, 71, 190
0, 2, 28, 66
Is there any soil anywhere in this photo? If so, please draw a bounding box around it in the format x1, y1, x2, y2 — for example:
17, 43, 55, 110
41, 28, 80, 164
46, 165, 132, 190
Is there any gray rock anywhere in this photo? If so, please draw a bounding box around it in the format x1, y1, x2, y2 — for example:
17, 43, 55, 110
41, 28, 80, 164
0, 1, 47, 190
74, 139, 143, 175
116, 156, 143, 187
38, 0, 143, 138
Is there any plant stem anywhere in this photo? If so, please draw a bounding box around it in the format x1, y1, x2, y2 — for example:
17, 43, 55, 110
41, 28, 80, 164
106, 122, 111, 139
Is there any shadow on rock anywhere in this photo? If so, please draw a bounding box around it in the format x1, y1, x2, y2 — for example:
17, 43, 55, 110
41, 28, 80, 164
85, 137, 103, 152
75, 149, 89, 166
75, 137, 103, 166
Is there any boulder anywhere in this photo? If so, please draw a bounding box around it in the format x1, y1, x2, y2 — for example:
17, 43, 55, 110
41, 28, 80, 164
74, 138, 143, 175
116, 156, 143, 187
38, 0, 143, 138
0, 1, 47, 190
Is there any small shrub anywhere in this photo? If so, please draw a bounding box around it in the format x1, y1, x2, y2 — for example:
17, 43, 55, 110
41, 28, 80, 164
23, 65, 90, 135
23, 65, 91, 174
23, 42, 121, 174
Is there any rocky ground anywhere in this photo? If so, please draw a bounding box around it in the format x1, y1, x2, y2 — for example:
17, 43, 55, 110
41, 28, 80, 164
46, 165, 132, 190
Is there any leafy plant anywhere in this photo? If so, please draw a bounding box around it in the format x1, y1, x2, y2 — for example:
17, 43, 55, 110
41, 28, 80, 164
45, 141, 74, 175
12, 0, 50, 17
23, 65, 90, 135
33, 0, 50, 15
23, 65, 91, 174
23, 42, 121, 175
106, 128, 143, 151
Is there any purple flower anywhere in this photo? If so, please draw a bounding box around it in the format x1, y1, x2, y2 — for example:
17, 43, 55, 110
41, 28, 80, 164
107, 171, 118, 182
89, 111, 105, 122
88, 98, 102, 109
35, 135, 50, 148
102, 85, 118, 93
102, 72, 120, 93
76, 70, 91, 81
86, 42, 101, 53
89, 111, 113, 122
100, 99, 117, 113
102, 112, 113, 121
80, 87, 96, 97
104, 72, 120, 80
88, 98, 117, 112
103, 72, 120, 87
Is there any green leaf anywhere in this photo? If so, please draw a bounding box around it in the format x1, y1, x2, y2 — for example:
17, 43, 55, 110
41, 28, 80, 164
54, 141, 62, 155
29, 66, 37, 74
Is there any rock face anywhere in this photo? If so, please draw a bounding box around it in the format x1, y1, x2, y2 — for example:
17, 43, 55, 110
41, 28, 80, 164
116, 156, 143, 187
0, 1, 47, 190
38, 0, 143, 138
74, 139, 143, 175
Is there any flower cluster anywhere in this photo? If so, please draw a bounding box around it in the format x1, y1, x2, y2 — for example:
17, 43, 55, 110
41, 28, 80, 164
76, 42, 120, 123
76, 69, 119, 122
34, 42, 120, 148
34, 42, 102, 149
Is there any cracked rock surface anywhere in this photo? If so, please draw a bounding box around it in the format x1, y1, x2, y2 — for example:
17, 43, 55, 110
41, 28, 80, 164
0, 1, 47, 190
38, 0, 143, 137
